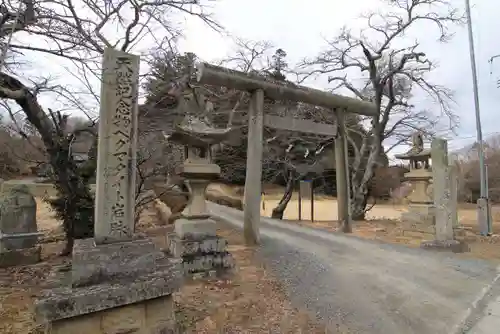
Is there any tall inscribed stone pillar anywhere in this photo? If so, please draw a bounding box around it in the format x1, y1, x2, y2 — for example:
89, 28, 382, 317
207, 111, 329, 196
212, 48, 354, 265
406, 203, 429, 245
34, 48, 183, 334
420, 138, 468, 253
94, 48, 139, 244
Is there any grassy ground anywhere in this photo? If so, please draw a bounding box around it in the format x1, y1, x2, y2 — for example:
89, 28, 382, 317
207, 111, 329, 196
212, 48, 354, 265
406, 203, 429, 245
0, 199, 326, 334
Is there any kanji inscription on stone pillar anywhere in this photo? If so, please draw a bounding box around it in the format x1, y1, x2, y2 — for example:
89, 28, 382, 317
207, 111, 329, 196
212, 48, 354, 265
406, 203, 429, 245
94, 48, 140, 244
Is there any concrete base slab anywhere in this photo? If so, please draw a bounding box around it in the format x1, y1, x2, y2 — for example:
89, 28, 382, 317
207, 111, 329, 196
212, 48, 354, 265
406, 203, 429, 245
420, 239, 469, 253
0, 246, 41, 268
478, 198, 491, 235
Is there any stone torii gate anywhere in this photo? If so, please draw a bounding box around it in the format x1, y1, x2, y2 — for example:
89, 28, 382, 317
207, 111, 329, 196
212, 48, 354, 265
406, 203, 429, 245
196, 63, 377, 244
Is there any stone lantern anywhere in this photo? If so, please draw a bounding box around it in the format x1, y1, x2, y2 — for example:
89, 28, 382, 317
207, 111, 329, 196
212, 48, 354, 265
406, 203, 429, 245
166, 115, 240, 279
395, 135, 436, 239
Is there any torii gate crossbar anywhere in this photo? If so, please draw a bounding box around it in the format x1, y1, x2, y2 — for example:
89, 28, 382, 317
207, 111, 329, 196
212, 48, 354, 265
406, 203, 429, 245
195, 62, 377, 244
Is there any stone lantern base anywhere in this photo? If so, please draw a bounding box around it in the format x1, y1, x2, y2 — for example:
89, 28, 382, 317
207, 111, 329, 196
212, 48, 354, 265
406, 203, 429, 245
167, 229, 234, 279
400, 169, 467, 247
400, 169, 436, 239
169, 162, 234, 279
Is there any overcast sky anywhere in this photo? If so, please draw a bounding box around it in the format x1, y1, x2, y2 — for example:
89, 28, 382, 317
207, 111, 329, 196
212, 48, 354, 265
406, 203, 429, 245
14, 0, 500, 156
176, 0, 500, 153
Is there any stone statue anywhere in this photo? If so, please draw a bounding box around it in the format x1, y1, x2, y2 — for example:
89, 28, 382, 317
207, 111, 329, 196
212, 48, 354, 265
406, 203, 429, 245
395, 131, 430, 170
400, 131, 424, 157
411, 131, 424, 154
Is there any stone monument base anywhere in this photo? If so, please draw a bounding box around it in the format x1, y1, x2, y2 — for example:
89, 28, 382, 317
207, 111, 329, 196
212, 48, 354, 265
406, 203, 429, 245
420, 239, 470, 253
401, 204, 468, 251
35, 237, 183, 333
401, 204, 436, 239
40, 294, 176, 334
168, 227, 234, 279
175, 217, 217, 240
0, 245, 41, 268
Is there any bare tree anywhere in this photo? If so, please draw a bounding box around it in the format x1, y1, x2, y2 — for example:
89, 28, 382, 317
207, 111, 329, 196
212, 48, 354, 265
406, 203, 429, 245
263, 131, 331, 219
299, 0, 462, 220
0, 0, 220, 254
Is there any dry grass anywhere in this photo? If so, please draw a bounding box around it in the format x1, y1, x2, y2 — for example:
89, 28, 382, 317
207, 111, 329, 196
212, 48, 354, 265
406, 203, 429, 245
174, 224, 326, 333
0, 198, 326, 334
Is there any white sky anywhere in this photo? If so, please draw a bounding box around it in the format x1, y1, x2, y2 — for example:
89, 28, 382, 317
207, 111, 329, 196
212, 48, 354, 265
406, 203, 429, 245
9, 0, 500, 157
177, 0, 500, 154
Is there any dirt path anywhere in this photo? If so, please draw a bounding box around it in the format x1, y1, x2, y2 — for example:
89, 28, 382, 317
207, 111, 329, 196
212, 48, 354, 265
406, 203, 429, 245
211, 202, 500, 334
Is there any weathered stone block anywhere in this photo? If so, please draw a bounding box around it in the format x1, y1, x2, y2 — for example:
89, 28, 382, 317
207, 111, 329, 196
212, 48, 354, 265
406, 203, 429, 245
401, 210, 434, 226
174, 218, 216, 240
420, 239, 469, 253
454, 227, 467, 237
49, 311, 101, 334
182, 252, 234, 275
0, 246, 41, 268
0, 184, 38, 250
401, 221, 435, 234
101, 302, 145, 334
145, 296, 176, 332
71, 238, 164, 287
45, 296, 178, 334
167, 234, 227, 257
432, 138, 455, 241
408, 204, 435, 216
35, 259, 183, 323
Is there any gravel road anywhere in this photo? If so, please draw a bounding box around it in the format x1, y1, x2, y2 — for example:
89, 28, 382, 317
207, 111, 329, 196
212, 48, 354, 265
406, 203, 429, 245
209, 203, 500, 334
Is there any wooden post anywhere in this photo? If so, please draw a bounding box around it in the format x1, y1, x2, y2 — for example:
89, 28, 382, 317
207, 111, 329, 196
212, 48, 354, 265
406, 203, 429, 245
298, 184, 302, 221
244, 89, 264, 245
311, 184, 314, 222
344, 122, 352, 219
335, 109, 351, 233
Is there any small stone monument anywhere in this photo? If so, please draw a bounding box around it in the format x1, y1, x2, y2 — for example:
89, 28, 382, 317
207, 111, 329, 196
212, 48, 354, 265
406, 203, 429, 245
420, 138, 467, 252
166, 114, 237, 279
396, 132, 435, 239
396, 135, 467, 252
34, 48, 183, 334
0, 184, 42, 267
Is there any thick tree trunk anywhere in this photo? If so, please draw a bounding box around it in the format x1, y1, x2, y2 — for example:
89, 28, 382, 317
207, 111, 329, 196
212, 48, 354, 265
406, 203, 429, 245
271, 169, 295, 219
350, 143, 379, 221
351, 180, 370, 221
